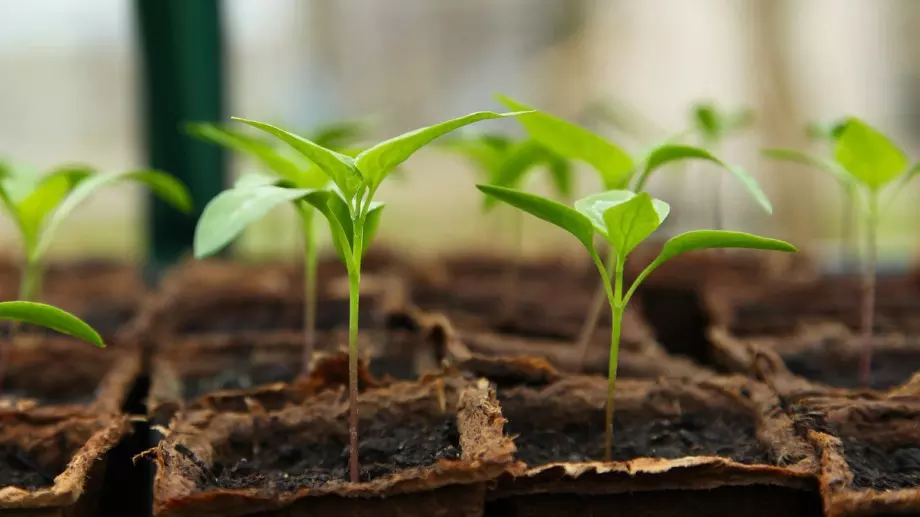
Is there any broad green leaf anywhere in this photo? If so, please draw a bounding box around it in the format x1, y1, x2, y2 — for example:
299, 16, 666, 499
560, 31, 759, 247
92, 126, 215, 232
575, 190, 668, 242
440, 134, 509, 180
477, 184, 595, 249
195, 186, 329, 258
362, 202, 385, 255
635, 144, 772, 213
34, 170, 192, 260
17, 166, 94, 247
0, 301, 103, 346
835, 118, 908, 191
546, 151, 573, 200
657, 230, 797, 263
497, 95, 634, 189
485, 139, 548, 209
233, 118, 363, 198
188, 123, 315, 186
601, 192, 668, 257
357, 111, 525, 192
762, 148, 855, 188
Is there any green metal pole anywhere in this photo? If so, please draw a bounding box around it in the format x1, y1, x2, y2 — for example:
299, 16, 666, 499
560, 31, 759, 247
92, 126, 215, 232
136, 0, 226, 267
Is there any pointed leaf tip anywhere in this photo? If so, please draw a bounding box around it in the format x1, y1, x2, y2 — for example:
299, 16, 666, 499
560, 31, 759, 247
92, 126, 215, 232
0, 301, 103, 346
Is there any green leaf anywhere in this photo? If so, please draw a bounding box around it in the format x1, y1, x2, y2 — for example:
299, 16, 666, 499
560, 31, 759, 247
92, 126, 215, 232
233, 117, 363, 199
188, 123, 317, 186
575, 190, 668, 243
693, 104, 720, 141
195, 186, 324, 258
362, 202, 385, 254
17, 166, 94, 248
357, 111, 525, 193
34, 170, 192, 260
546, 150, 573, 200
497, 95, 634, 189
657, 230, 797, 263
0, 301, 103, 346
762, 148, 855, 188
601, 192, 668, 257
635, 144, 772, 214
807, 120, 847, 143
835, 118, 908, 191
310, 119, 371, 150
476, 184, 595, 249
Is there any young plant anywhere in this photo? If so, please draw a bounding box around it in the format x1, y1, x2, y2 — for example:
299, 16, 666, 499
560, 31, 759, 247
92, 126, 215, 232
0, 162, 192, 304
194, 110, 525, 482
764, 119, 858, 263
478, 185, 796, 460
0, 300, 104, 392
188, 121, 362, 374
496, 97, 773, 357
800, 118, 916, 386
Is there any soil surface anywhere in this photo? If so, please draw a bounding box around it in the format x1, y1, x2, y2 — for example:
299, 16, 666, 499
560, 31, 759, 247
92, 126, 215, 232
783, 347, 920, 390
174, 299, 374, 335
843, 439, 920, 490
501, 397, 771, 466
0, 446, 58, 490
199, 416, 460, 490
182, 362, 301, 401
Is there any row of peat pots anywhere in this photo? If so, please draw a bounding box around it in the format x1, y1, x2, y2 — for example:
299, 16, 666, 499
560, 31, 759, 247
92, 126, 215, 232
0, 249, 918, 516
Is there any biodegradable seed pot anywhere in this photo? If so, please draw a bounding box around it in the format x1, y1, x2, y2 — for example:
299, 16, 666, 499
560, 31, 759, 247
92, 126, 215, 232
0, 411, 128, 516
459, 357, 821, 517
153, 376, 514, 517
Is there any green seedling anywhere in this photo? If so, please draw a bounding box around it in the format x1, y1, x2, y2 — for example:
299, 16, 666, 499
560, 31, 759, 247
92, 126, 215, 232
496, 97, 773, 358
0, 300, 104, 392
194, 110, 526, 482
765, 119, 857, 262
690, 102, 756, 230
442, 132, 572, 316
479, 185, 795, 460
774, 118, 918, 386
188, 120, 369, 375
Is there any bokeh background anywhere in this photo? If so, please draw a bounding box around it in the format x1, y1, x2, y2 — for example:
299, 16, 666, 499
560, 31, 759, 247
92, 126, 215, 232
1, 0, 918, 268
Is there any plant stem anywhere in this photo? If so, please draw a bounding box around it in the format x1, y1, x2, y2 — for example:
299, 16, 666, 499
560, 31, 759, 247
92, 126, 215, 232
713, 164, 724, 231
300, 208, 318, 377
604, 259, 624, 462
347, 213, 366, 484
858, 193, 878, 387
0, 256, 42, 392
576, 250, 615, 367
841, 184, 859, 269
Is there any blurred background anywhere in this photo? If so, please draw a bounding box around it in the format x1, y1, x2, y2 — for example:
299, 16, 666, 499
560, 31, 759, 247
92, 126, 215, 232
0, 0, 917, 268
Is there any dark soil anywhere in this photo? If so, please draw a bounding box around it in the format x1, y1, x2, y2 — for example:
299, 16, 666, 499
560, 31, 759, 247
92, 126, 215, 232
0, 446, 58, 490
843, 439, 920, 490
182, 362, 300, 401
637, 286, 713, 365
200, 416, 460, 490
501, 396, 771, 466
174, 299, 374, 335
783, 347, 920, 390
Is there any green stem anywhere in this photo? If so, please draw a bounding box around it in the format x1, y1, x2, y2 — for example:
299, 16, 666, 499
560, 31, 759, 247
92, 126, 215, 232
604, 259, 624, 462
0, 255, 41, 393
300, 208, 318, 377
859, 193, 878, 387
347, 209, 367, 484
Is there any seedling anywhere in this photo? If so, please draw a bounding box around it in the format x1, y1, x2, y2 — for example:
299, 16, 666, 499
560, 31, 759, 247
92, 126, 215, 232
0, 300, 104, 392
188, 121, 368, 374
194, 110, 526, 482
765, 119, 857, 262
691, 102, 756, 229
496, 97, 773, 357
775, 118, 918, 386
478, 185, 796, 460
0, 162, 192, 304
442, 132, 572, 316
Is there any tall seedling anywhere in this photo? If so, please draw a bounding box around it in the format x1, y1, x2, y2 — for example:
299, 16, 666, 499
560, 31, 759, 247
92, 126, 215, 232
764, 120, 857, 263
496, 97, 772, 358
194, 110, 526, 482
0, 162, 190, 385
479, 185, 795, 460
188, 121, 368, 374
793, 118, 916, 386
442, 133, 572, 315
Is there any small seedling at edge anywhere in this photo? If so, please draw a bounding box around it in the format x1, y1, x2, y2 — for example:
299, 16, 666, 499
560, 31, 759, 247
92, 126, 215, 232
188, 121, 368, 375
194, 109, 527, 483
0, 161, 190, 387
478, 185, 796, 461
496, 97, 773, 360
777, 118, 918, 386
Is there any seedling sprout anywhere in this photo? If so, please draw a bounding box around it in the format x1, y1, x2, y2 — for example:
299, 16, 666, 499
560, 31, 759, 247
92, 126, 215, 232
194, 109, 527, 482
478, 185, 796, 460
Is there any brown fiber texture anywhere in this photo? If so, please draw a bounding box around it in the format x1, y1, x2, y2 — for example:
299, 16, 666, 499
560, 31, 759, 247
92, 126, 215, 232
153, 376, 515, 517
0, 412, 128, 511
791, 395, 920, 517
